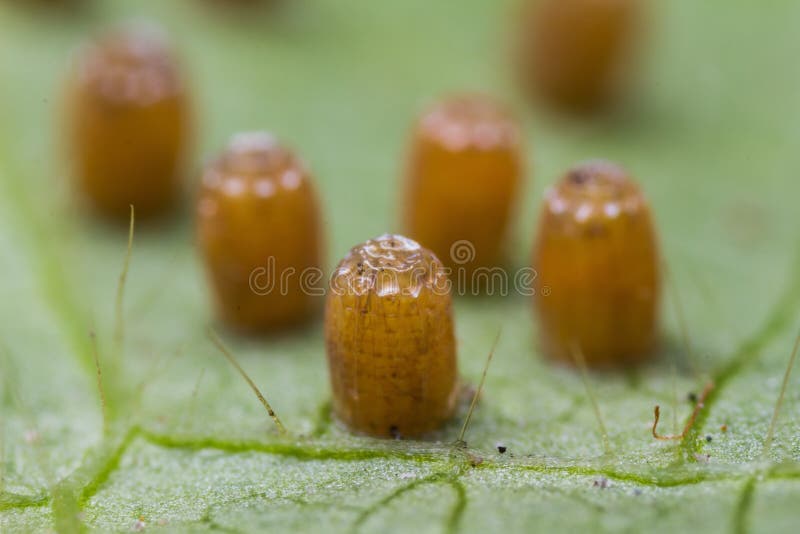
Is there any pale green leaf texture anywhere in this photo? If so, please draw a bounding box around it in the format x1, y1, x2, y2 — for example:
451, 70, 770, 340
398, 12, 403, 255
1, 0, 800, 532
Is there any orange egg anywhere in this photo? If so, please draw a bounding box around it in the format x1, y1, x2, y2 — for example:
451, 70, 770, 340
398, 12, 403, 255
517, 0, 641, 114
403, 95, 524, 291
532, 161, 660, 367
65, 25, 190, 219
197, 132, 324, 333
325, 234, 458, 438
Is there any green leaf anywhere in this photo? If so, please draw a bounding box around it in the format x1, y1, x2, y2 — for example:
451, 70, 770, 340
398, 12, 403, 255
1, 0, 800, 532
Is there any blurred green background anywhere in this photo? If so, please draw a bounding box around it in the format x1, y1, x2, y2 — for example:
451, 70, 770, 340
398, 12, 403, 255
1, 0, 799, 532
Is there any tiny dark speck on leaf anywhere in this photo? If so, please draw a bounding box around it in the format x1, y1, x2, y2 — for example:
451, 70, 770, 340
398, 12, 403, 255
705, 435, 713, 442
593, 477, 609, 489
497, 445, 507, 454
468, 454, 484, 467
687, 392, 698, 403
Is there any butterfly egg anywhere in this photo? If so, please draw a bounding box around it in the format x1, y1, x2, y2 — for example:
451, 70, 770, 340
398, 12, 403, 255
325, 234, 459, 438
65, 24, 191, 219
197, 132, 324, 333
403, 95, 524, 291
532, 161, 660, 367
516, 0, 641, 114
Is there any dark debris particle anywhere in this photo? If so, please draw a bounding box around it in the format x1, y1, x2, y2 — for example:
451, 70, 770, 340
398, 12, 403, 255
497, 445, 507, 454
389, 425, 401, 440
687, 392, 698, 403
468, 454, 484, 467
593, 477, 609, 489
569, 169, 589, 185
705, 435, 713, 442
